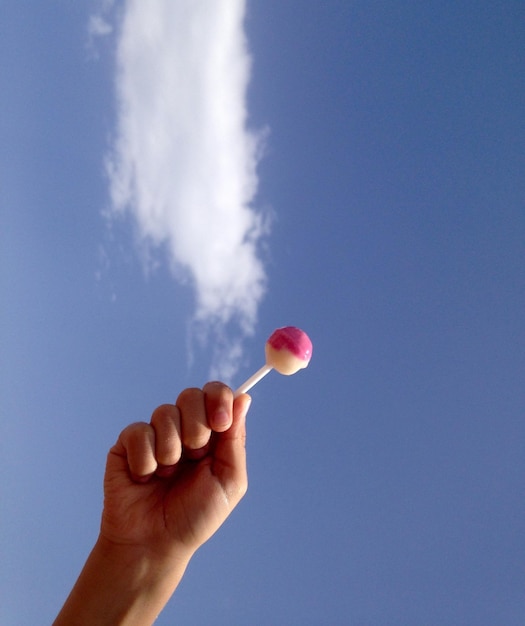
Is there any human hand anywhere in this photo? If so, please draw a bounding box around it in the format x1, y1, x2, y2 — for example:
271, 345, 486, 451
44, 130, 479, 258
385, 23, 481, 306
54, 382, 250, 626
100, 382, 250, 561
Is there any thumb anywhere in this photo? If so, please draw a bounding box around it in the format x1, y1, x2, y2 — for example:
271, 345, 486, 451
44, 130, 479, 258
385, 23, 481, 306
211, 393, 250, 505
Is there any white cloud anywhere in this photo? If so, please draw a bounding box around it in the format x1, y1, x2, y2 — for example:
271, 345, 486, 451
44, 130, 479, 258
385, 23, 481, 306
104, 0, 268, 380
88, 14, 113, 38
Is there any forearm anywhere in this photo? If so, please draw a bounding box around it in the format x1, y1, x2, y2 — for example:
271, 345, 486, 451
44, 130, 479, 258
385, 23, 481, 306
53, 535, 193, 626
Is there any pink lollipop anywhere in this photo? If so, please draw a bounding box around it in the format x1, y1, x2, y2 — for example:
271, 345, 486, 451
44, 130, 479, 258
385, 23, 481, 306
234, 326, 313, 397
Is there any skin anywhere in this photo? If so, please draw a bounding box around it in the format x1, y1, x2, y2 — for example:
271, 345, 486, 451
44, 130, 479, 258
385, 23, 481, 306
54, 382, 251, 626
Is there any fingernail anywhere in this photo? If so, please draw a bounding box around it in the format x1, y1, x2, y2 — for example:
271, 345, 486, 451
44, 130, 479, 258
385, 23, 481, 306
184, 445, 209, 461
133, 473, 153, 484
213, 407, 230, 429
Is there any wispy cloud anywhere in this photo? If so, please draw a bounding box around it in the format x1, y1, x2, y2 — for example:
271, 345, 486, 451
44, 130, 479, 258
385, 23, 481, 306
87, 0, 115, 48
101, 0, 268, 380
88, 14, 113, 38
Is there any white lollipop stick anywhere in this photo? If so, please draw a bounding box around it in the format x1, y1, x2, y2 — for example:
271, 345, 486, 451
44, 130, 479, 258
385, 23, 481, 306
234, 364, 272, 397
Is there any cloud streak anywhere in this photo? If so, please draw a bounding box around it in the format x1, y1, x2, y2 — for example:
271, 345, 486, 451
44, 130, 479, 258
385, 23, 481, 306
104, 0, 267, 379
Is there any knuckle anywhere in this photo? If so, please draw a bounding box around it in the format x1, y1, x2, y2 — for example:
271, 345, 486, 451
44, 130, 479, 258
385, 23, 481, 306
151, 403, 175, 424
176, 387, 202, 406
204, 381, 232, 400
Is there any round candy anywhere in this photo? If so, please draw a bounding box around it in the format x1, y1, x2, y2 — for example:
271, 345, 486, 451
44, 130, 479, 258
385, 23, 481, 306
265, 326, 313, 375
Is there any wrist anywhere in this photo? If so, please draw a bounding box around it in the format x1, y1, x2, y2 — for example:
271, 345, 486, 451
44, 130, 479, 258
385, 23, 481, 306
95, 532, 194, 577
54, 535, 194, 626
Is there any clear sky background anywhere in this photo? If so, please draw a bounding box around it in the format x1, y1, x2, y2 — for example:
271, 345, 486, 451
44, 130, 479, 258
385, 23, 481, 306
1, 2, 524, 625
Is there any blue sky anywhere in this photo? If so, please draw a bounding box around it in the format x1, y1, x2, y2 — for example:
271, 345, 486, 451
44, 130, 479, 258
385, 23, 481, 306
1, 2, 524, 624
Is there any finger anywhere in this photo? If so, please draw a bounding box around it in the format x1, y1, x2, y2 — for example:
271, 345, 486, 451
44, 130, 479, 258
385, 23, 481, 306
176, 387, 211, 458
211, 393, 251, 507
119, 422, 157, 482
150, 404, 182, 467
203, 381, 233, 432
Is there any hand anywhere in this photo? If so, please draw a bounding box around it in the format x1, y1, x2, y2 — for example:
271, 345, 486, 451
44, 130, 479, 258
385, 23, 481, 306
101, 382, 250, 560
54, 382, 250, 626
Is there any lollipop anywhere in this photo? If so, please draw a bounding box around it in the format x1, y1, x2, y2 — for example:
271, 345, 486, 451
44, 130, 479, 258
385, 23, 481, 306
234, 326, 313, 397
